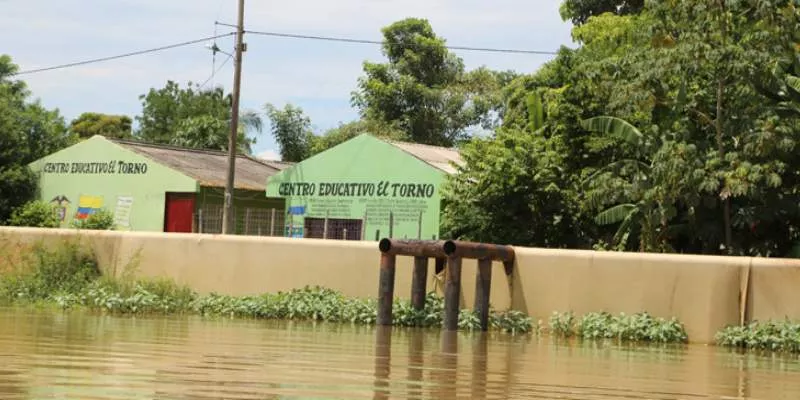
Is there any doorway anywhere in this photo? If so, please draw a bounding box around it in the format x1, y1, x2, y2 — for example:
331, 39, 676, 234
164, 193, 196, 233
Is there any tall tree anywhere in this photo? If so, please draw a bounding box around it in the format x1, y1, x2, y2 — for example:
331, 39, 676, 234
601, 0, 800, 256
351, 18, 500, 147
69, 112, 132, 139
309, 119, 407, 157
135, 81, 261, 153
0, 55, 74, 222
559, 0, 644, 25
264, 103, 314, 162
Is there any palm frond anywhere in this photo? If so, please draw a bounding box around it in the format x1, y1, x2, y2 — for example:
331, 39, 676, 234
580, 116, 643, 145
595, 203, 637, 226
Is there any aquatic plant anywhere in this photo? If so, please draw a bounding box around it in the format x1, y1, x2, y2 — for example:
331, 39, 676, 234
547, 311, 688, 344
549, 311, 576, 337
716, 320, 800, 353
0, 241, 99, 303
0, 246, 534, 334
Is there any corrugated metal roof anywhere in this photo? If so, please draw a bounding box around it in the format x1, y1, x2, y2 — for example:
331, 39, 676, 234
385, 139, 464, 174
110, 139, 294, 191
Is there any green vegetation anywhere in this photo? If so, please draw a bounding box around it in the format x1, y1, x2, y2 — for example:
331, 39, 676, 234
716, 320, 800, 353
0, 55, 76, 224
441, 1, 800, 257
69, 112, 133, 140
546, 311, 689, 344
7, 3, 800, 257
134, 80, 263, 153
8, 201, 61, 228
0, 242, 533, 334
70, 209, 116, 230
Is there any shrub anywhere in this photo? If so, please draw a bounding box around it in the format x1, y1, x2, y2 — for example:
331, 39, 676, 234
0, 241, 100, 303
547, 311, 688, 344
7, 200, 61, 228
71, 208, 115, 230
716, 320, 800, 353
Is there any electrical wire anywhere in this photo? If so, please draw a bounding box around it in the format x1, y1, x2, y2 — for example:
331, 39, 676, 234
247, 30, 558, 55
198, 52, 233, 90
213, 22, 558, 55
12, 32, 236, 76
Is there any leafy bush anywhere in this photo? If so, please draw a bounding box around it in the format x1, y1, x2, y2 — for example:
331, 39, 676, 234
549, 311, 577, 337
7, 200, 61, 228
0, 241, 100, 303
547, 311, 688, 344
716, 320, 800, 353
71, 209, 115, 230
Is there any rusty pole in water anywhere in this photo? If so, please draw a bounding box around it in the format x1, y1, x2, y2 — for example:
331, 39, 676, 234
411, 256, 428, 311
376, 238, 515, 331
377, 252, 396, 326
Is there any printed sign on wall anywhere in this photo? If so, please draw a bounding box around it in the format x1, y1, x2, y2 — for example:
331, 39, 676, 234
114, 196, 134, 229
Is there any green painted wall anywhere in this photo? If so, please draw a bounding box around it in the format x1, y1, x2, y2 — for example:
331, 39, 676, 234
28, 136, 198, 231
265, 134, 447, 240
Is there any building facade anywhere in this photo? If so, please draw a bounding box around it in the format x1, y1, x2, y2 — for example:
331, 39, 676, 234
264, 134, 462, 241
28, 135, 291, 234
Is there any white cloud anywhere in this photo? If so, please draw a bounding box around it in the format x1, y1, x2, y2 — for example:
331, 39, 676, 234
256, 148, 281, 161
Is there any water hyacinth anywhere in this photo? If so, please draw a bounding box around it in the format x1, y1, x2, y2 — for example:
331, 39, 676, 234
716, 320, 800, 353
0, 243, 534, 334
547, 311, 688, 344
53, 284, 534, 334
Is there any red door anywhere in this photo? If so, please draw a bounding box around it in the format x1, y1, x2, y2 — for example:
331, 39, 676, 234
164, 193, 196, 233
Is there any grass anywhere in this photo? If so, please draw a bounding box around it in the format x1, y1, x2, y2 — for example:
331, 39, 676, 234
546, 311, 689, 344
0, 241, 534, 335
716, 320, 800, 353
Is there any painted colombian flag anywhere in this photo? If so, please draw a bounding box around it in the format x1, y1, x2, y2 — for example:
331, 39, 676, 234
75, 195, 103, 220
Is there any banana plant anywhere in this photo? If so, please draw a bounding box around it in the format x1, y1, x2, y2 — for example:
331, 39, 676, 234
579, 116, 676, 252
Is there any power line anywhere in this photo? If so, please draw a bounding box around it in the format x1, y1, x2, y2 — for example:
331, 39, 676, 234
214, 22, 558, 55
199, 52, 233, 90
12, 32, 236, 76
247, 29, 558, 55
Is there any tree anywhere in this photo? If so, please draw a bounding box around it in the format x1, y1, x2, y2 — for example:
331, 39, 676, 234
310, 119, 407, 156
441, 127, 588, 247
171, 109, 260, 153
69, 112, 132, 139
580, 116, 703, 252
604, 0, 800, 256
351, 18, 501, 147
264, 103, 314, 162
134, 81, 262, 153
0, 55, 74, 223
559, 0, 644, 25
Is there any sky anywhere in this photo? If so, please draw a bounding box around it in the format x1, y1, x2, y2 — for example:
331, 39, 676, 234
1, 0, 576, 161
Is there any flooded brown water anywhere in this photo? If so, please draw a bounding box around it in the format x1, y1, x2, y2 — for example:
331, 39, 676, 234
0, 307, 799, 399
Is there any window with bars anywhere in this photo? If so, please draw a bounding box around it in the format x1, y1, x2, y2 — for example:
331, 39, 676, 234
303, 217, 363, 241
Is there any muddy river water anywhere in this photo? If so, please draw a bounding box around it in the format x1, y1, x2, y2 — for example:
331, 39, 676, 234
0, 307, 799, 399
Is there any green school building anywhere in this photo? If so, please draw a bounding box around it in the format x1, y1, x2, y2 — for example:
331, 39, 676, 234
265, 134, 463, 241
28, 135, 292, 234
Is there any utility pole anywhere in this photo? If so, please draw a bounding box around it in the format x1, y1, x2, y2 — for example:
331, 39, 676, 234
222, 0, 245, 234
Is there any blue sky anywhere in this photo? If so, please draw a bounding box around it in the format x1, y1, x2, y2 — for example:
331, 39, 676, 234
2, 0, 576, 160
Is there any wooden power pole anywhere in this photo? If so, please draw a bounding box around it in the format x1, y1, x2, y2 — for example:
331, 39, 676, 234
222, 0, 245, 234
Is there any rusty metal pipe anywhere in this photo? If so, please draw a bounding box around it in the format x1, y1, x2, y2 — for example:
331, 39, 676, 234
443, 240, 515, 262
411, 256, 428, 311
377, 253, 396, 326
378, 238, 448, 258
443, 255, 462, 331
474, 258, 492, 331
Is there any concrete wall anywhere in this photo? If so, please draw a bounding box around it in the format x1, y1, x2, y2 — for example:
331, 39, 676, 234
2, 227, 800, 344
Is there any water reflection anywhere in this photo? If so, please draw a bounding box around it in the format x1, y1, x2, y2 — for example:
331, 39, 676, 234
1, 307, 800, 399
